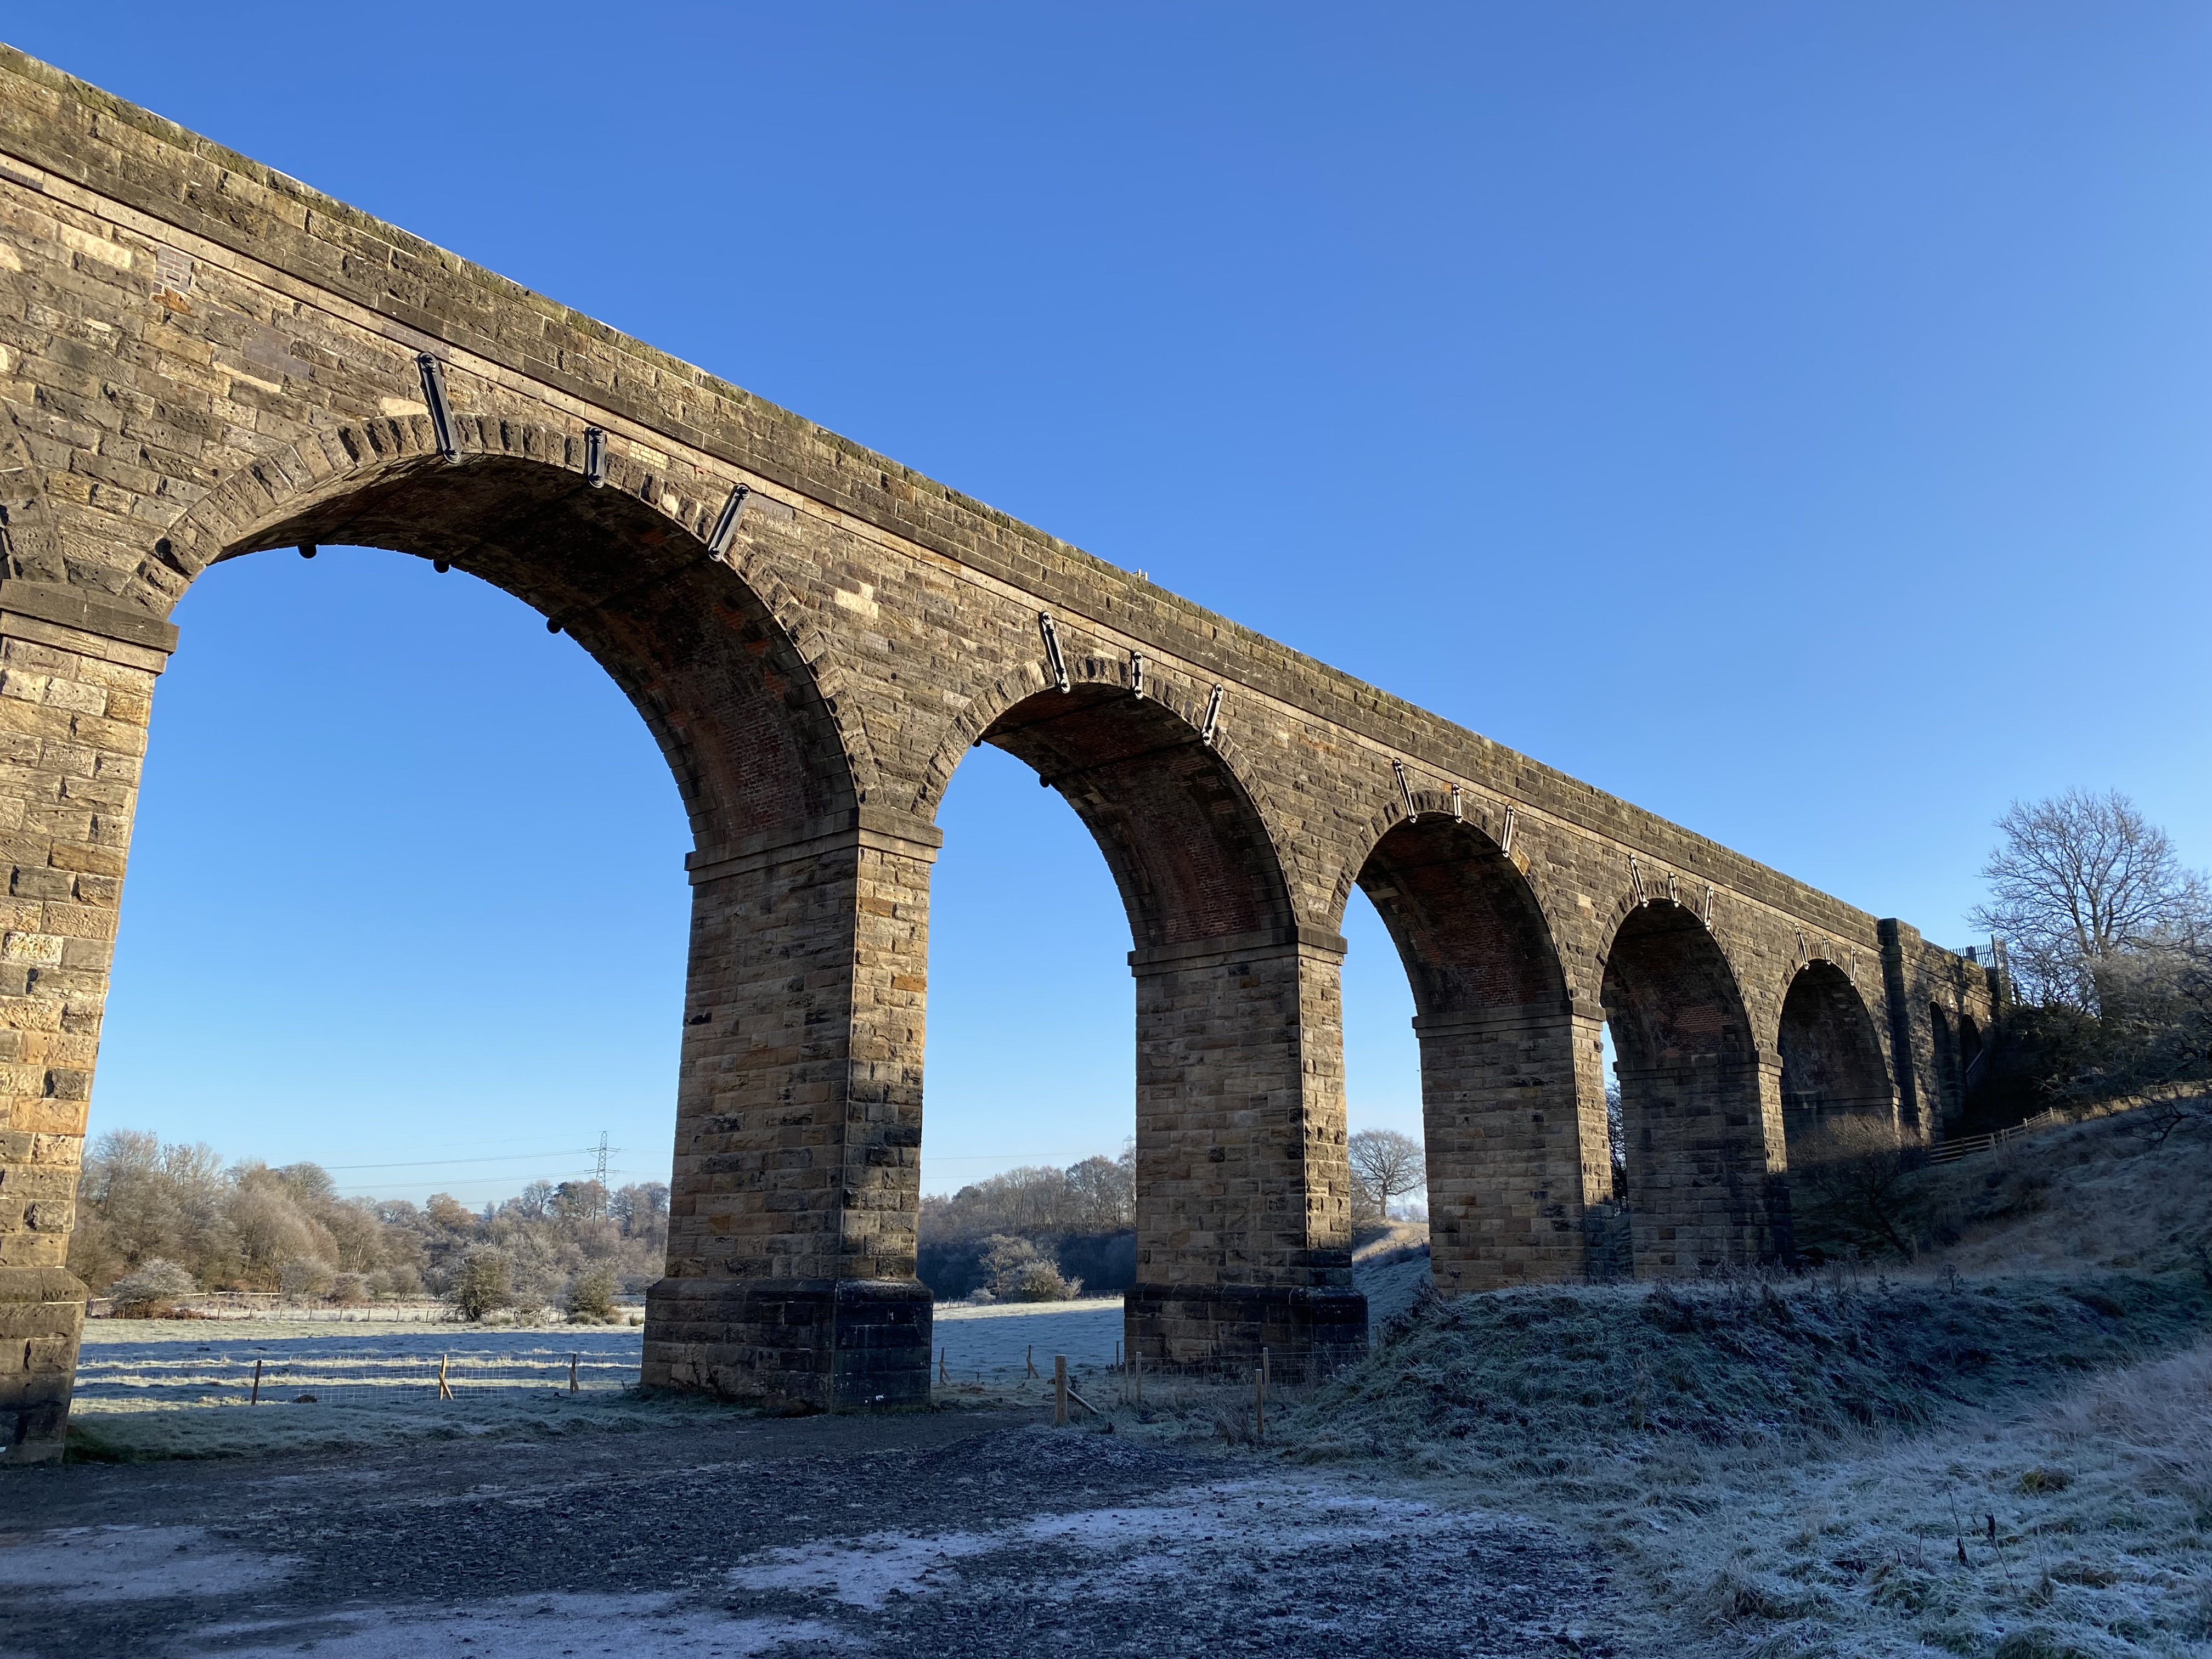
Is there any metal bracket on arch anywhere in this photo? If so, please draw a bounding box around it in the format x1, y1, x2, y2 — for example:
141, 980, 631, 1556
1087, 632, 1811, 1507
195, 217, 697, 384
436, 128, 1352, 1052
1038, 612, 1070, 691
1201, 684, 1224, 746
707, 484, 752, 557
1392, 759, 1417, 820
1627, 854, 1647, 904
1128, 650, 1146, 700
415, 353, 459, 461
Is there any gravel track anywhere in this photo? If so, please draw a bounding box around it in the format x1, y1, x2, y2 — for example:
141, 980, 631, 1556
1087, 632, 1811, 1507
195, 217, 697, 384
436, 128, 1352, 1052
0, 1408, 1622, 1657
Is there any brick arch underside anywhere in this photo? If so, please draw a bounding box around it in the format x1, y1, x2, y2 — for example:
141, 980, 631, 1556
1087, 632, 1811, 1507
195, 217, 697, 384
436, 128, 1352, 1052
188, 450, 854, 849
1357, 818, 1585, 1289
1601, 901, 1780, 1272
1355, 819, 1563, 1017
978, 685, 1293, 950
1776, 963, 1894, 1164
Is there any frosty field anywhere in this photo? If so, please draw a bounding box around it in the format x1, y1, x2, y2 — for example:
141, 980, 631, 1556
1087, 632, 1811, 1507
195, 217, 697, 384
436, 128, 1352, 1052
60, 1300, 1133, 1462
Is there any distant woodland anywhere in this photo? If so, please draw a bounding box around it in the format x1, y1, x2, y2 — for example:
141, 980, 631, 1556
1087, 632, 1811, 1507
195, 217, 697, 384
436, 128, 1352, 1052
69, 1130, 668, 1317
917, 1151, 1135, 1300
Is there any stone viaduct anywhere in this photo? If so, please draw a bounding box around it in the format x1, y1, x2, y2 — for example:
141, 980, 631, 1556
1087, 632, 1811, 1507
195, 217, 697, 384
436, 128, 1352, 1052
0, 48, 1995, 1463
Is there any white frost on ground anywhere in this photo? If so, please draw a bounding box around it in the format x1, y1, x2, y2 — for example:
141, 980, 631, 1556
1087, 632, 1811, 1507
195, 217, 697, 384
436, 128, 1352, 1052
185, 1593, 838, 1658
74, 1321, 646, 1409
0, 1524, 292, 1601
63, 1305, 1136, 1460
928, 1296, 1122, 1381
729, 1475, 1490, 1616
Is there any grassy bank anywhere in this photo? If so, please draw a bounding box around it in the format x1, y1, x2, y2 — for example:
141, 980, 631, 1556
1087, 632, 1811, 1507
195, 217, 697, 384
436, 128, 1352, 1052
1297, 1268, 2211, 1464
1270, 1269, 2212, 1657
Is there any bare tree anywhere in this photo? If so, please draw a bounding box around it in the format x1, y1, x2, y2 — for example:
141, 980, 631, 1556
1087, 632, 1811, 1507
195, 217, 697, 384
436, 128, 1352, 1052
1347, 1128, 1426, 1224
1970, 789, 2208, 1010
2059, 936, 2212, 1135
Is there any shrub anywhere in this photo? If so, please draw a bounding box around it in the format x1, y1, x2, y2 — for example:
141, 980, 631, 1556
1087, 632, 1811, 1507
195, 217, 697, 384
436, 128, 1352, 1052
329, 1272, 371, 1306
1015, 1259, 1079, 1300
379, 1264, 424, 1298
447, 1248, 514, 1321
568, 1265, 619, 1323
105, 1257, 196, 1316
278, 1256, 336, 1300
978, 1234, 1082, 1301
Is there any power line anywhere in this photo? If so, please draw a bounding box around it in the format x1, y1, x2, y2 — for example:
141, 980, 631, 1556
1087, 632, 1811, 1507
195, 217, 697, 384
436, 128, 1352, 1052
317, 1147, 603, 1171
332, 1170, 640, 1199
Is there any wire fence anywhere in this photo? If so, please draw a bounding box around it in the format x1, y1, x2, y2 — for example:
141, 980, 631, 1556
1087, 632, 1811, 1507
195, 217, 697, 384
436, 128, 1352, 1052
1924, 1108, 2069, 1165
1922, 1091, 2174, 1166
74, 1340, 642, 1409
84, 1295, 646, 1324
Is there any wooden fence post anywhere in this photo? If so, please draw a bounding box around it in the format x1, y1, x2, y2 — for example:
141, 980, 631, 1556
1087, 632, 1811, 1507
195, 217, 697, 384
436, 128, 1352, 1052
1054, 1355, 1068, 1427
249, 1358, 261, 1405
569, 1352, 579, 1393
1254, 1365, 1266, 1442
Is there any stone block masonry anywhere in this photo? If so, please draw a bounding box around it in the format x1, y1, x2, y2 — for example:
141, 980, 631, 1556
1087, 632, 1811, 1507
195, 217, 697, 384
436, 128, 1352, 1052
0, 47, 1997, 1460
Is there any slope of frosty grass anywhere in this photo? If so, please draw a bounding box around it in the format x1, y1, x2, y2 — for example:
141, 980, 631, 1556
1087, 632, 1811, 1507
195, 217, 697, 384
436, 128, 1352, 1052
65, 1390, 746, 1463
1284, 1270, 2212, 1657
1915, 1112, 2212, 1279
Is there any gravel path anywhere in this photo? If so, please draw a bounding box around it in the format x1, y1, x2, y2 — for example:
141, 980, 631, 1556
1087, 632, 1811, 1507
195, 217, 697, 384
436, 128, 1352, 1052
0, 1408, 1624, 1657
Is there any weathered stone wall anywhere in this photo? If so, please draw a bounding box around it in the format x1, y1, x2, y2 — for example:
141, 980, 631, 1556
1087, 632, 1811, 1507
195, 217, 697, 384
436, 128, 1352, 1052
0, 47, 1993, 1459
0, 590, 169, 1460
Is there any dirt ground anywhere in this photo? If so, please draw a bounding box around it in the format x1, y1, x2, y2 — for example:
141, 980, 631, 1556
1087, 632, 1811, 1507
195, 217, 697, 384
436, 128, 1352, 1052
0, 1404, 1621, 1659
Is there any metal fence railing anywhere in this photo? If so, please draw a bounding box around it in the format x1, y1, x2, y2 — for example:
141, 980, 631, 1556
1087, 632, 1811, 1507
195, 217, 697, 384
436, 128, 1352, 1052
1923, 1093, 2169, 1166
72, 1345, 641, 1409
1925, 1108, 2069, 1165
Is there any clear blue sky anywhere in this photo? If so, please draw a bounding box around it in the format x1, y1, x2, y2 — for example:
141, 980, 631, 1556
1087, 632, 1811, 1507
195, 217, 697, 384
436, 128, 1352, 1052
13, 5, 2209, 1203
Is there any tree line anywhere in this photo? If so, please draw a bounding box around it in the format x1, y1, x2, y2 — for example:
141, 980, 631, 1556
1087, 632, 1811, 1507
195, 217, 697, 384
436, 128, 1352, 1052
913, 1132, 1427, 1301
917, 1152, 1135, 1299
76, 1124, 1428, 1320
71, 1129, 669, 1321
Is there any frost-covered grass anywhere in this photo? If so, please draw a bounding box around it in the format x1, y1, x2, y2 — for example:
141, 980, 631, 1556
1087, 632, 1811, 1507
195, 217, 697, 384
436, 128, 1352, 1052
930, 1296, 1124, 1380
63, 1389, 738, 1464
1918, 1114, 2212, 1279
76, 1319, 645, 1406
65, 1305, 1139, 1458
66, 1319, 683, 1461
1268, 1269, 2212, 1658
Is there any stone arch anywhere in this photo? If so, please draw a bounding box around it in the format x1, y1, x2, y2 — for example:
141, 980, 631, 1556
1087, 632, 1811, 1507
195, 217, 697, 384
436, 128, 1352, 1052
1327, 785, 1519, 928
1350, 811, 1598, 1289
936, 674, 1361, 1376
967, 678, 1293, 950
1355, 815, 1563, 1017
912, 643, 1285, 878
1775, 961, 1895, 1167
107, 410, 934, 1412
1599, 898, 1784, 1272
137, 414, 860, 849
